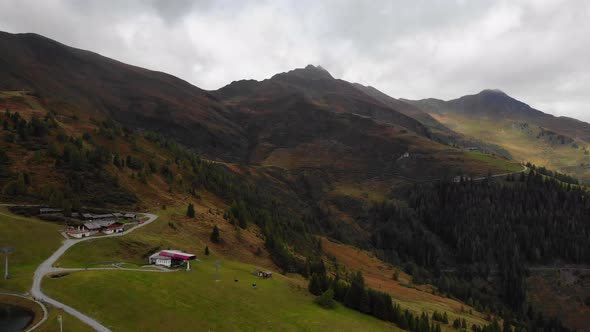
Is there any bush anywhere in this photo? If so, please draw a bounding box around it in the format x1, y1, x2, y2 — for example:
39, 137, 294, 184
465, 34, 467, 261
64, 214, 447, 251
315, 288, 335, 309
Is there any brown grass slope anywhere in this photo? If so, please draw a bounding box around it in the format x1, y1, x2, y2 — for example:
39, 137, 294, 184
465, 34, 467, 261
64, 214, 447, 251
0, 31, 519, 184
216, 64, 436, 138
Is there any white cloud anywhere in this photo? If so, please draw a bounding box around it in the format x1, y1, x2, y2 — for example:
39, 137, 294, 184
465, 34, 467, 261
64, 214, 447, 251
0, 0, 589, 121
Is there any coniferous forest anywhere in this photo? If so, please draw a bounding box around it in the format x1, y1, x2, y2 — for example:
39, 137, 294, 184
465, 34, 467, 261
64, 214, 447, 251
363, 171, 588, 330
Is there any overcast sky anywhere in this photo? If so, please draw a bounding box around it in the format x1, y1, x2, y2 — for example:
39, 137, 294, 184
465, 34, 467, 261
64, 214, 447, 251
1, 0, 589, 121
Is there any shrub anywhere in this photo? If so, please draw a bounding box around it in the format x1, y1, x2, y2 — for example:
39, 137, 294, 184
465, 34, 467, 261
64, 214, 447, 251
315, 288, 335, 309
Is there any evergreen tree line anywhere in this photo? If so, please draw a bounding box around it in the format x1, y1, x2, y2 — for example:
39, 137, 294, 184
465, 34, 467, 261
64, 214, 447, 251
309, 271, 444, 332
524, 162, 579, 185
309, 271, 564, 331
2, 110, 55, 143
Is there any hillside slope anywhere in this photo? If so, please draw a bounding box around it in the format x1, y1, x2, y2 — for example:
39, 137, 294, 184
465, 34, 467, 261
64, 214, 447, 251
404, 90, 590, 182
0, 31, 247, 160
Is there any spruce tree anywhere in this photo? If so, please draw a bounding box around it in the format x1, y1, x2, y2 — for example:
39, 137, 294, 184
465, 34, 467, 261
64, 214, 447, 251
210, 225, 221, 243
186, 203, 195, 218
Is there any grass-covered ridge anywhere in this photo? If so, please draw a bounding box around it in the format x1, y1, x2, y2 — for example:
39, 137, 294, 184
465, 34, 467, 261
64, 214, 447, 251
432, 112, 590, 182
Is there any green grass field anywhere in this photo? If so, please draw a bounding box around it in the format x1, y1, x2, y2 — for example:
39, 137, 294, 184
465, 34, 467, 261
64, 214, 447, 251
45, 257, 401, 332
463, 151, 523, 172
36, 307, 95, 332
0, 209, 63, 293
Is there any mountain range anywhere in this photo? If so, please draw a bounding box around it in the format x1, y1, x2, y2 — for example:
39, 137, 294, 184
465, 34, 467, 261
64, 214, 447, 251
1, 31, 589, 331
0, 31, 524, 185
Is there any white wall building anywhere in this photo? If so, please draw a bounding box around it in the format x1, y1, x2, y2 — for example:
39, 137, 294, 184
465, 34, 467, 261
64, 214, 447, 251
149, 250, 196, 269
65, 226, 91, 238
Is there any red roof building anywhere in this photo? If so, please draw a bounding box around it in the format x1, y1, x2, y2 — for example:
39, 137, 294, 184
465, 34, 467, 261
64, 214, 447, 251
149, 250, 196, 268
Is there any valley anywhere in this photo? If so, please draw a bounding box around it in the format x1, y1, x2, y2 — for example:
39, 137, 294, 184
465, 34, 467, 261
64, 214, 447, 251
0, 30, 588, 332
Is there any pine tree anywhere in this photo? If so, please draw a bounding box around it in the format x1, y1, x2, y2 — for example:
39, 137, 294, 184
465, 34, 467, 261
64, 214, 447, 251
186, 203, 195, 218
210, 225, 221, 243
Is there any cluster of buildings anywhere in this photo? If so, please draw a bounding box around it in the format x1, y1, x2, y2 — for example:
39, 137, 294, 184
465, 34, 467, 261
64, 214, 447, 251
80, 212, 137, 220
63, 212, 137, 238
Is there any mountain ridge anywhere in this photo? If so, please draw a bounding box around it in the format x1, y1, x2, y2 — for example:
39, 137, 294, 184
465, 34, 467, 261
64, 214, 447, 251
405, 89, 590, 182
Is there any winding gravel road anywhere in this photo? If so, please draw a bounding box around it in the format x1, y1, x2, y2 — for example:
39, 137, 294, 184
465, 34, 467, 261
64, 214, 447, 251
30, 213, 158, 332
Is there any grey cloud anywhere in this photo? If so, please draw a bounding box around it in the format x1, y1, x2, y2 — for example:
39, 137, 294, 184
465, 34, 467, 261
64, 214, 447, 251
0, 0, 588, 121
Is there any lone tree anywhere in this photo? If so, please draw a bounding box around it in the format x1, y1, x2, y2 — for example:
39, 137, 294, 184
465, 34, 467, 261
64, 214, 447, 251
210, 225, 221, 243
204, 246, 210, 256
186, 203, 195, 218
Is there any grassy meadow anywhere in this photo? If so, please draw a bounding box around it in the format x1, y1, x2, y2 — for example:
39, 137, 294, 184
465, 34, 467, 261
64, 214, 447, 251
36, 307, 95, 332
45, 257, 400, 332
0, 208, 63, 293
